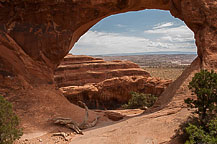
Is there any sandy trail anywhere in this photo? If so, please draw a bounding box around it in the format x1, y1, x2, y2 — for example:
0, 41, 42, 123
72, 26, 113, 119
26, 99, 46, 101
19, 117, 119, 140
70, 108, 189, 144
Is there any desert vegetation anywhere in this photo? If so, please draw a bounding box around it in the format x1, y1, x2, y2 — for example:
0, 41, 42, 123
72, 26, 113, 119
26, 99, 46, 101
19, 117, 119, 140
0, 95, 23, 144
178, 70, 217, 144
122, 92, 157, 109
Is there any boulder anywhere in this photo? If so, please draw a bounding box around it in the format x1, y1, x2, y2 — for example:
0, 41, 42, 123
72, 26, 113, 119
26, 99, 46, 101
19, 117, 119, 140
104, 111, 125, 121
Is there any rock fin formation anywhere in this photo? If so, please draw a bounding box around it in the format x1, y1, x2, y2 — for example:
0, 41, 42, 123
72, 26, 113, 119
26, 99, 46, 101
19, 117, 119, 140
55, 54, 171, 109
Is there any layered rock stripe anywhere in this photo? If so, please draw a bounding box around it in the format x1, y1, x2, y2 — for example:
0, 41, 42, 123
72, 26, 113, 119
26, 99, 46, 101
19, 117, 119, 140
55, 54, 171, 109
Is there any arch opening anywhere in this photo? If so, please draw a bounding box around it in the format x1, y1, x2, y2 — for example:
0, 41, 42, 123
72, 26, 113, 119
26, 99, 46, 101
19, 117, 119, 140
55, 9, 197, 110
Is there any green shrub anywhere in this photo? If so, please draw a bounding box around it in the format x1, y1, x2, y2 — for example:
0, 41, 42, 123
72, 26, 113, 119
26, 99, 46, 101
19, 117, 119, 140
182, 69, 217, 144
184, 118, 217, 144
185, 69, 217, 125
122, 92, 157, 109
0, 95, 23, 144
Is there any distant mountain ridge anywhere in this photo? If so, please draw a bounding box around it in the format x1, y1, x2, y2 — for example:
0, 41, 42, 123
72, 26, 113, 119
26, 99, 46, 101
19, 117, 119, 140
71, 51, 197, 57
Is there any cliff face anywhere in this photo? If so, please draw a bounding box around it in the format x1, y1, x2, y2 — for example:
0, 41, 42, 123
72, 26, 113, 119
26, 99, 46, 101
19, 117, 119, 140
0, 0, 216, 134
55, 54, 171, 109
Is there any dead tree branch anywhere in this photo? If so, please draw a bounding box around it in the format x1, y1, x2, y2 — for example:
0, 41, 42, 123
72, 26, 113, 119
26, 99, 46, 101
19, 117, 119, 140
52, 101, 100, 134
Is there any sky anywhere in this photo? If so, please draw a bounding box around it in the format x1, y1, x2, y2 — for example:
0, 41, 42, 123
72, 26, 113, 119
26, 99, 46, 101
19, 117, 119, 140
70, 9, 197, 55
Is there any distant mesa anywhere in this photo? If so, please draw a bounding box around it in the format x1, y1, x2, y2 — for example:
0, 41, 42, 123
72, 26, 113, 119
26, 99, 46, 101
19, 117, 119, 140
90, 51, 197, 57
55, 54, 172, 109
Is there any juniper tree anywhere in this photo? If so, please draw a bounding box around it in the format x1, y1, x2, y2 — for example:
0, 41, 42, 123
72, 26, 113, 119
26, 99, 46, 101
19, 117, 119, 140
0, 95, 23, 144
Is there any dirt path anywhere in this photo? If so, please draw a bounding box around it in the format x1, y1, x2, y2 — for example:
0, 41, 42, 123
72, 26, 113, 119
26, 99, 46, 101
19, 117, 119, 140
70, 108, 189, 144
15, 107, 189, 144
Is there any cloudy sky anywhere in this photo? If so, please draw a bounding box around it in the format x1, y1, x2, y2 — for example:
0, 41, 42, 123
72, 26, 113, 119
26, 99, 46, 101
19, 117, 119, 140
70, 9, 196, 55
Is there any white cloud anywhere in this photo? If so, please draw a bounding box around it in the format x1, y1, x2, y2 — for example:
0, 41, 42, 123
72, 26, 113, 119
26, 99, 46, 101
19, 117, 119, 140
153, 22, 174, 29
144, 24, 195, 48
145, 25, 191, 35
71, 23, 196, 55
71, 31, 164, 55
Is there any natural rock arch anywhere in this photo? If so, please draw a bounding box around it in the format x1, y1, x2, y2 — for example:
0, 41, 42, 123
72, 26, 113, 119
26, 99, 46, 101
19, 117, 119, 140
0, 0, 216, 134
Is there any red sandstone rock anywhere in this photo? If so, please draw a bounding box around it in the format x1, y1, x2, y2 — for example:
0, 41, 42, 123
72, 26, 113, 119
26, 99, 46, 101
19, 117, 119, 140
55, 54, 172, 109
104, 111, 125, 121
54, 54, 147, 87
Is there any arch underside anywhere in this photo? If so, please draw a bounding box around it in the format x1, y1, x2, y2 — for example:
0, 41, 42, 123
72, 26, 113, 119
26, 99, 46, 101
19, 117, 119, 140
0, 0, 216, 141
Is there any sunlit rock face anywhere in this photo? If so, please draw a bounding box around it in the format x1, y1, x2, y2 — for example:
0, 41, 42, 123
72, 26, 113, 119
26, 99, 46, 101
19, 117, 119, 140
54, 54, 171, 109
0, 0, 216, 132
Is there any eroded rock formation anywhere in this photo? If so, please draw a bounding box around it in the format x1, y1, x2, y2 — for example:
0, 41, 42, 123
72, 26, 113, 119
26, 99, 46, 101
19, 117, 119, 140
55, 54, 171, 109
0, 0, 216, 141
55, 54, 149, 87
